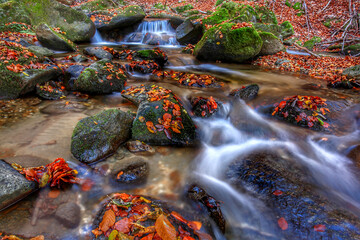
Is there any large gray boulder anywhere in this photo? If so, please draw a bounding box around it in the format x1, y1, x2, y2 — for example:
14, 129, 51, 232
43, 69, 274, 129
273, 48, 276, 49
0, 160, 37, 210
36, 23, 76, 51
258, 32, 284, 55
176, 19, 203, 45
71, 109, 133, 164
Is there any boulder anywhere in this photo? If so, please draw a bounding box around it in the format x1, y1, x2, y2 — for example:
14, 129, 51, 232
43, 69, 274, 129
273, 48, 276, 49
27, 45, 55, 57
176, 19, 203, 45
258, 32, 284, 55
191, 96, 225, 118
36, 23, 76, 51
194, 23, 263, 63
71, 109, 133, 164
84, 47, 112, 60
36, 81, 65, 100
93, 5, 145, 32
133, 49, 168, 67
73, 59, 127, 94
0, 0, 95, 42
125, 140, 155, 155
226, 151, 360, 239
72, 0, 117, 12
0, 159, 37, 210
254, 21, 294, 40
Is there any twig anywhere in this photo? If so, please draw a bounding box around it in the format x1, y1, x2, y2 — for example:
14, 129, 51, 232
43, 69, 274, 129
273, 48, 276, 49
294, 43, 321, 57
302, 0, 313, 32
318, 0, 332, 13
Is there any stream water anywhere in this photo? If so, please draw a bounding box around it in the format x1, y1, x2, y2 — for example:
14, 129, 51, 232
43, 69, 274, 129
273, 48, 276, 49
0, 21, 360, 240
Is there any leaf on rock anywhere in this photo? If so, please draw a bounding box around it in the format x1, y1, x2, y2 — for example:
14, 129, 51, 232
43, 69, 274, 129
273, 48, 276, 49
99, 209, 116, 233
314, 224, 326, 232
155, 214, 177, 240
114, 217, 131, 234
278, 217, 288, 230
108, 230, 119, 240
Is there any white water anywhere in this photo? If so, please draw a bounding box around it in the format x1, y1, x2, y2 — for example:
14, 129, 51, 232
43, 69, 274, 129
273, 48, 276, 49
91, 30, 114, 45
193, 100, 360, 237
122, 20, 179, 47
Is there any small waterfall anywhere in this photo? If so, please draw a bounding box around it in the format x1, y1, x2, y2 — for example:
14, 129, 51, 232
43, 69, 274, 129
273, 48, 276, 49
123, 20, 179, 46
91, 30, 112, 45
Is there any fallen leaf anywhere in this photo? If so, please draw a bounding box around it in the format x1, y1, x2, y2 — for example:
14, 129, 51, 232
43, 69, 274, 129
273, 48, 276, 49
278, 217, 288, 230
314, 224, 326, 232
99, 209, 116, 233
155, 214, 177, 240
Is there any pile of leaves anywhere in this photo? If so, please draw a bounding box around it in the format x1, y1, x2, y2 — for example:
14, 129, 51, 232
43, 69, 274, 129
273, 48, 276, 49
271, 95, 330, 130
253, 52, 360, 89
0, 233, 44, 240
171, 72, 223, 88
91, 193, 212, 239
182, 44, 195, 54
231, 22, 253, 30
125, 60, 160, 74
191, 96, 219, 118
12, 158, 78, 188
0, 22, 34, 34
36, 81, 66, 100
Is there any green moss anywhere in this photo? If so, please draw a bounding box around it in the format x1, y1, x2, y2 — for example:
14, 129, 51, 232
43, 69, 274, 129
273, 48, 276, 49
322, 19, 332, 28
303, 36, 321, 50
280, 21, 294, 39
255, 5, 277, 24
0, 22, 34, 34
75, 0, 120, 12
215, 0, 225, 6
174, 4, 193, 13
345, 44, 360, 51
122, 5, 144, 17
202, 8, 230, 26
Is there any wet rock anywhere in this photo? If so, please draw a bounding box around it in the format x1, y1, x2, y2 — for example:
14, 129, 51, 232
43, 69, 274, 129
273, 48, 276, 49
226, 151, 360, 240
0, 159, 37, 211
176, 19, 203, 45
133, 49, 168, 67
36, 81, 65, 100
194, 23, 262, 63
142, 32, 165, 45
84, 47, 113, 60
342, 65, 360, 80
348, 145, 360, 168
187, 185, 226, 233
71, 109, 133, 164
40, 101, 87, 115
71, 54, 88, 63
125, 60, 160, 74
125, 140, 155, 155
55, 202, 81, 228
73, 59, 127, 94
35, 23, 76, 52
64, 64, 85, 89
258, 32, 284, 55
112, 159, 149, 184
191, 96, 225, 118
124, 85, 196, 146
93, 5, 145, 32
229, 84, 259, 101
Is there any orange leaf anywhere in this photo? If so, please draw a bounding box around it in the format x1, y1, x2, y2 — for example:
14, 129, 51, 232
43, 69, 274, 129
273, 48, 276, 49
278, 217, 288, 230
314, 224, 326, 232
114, 217, 131, 234
155, 214, 177, 240
99, 209, 116, 233
48, 189, 60, 199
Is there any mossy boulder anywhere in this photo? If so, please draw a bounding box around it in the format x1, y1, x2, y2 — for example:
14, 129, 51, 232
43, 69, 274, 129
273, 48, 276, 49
176, 19, 203, 45
0, 0, 96, 42
83, 47, 113, 60
174, 4, 194, 14
254, 21, 294, 40
344, 43, 360, 55
255, 5, 278, 24
0, 40, 62, 99
73, 59, 127, 94
202, 8, 230, 27
35, 23, 76, 51
122, 85, 196, 146
258, 32, 284, 55
27, 45, 54, 57
194, 23, 263, 63
133, 49, 168, 67
303, 36, 322, 50
342, 65, 360, 80
93, 5, 145, 31
71, 109, 133, 164
72, 0, 120, 12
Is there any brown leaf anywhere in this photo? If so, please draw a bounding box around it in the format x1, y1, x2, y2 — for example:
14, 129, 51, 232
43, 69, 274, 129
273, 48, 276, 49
99, 209, 116, 233
114, 217, 131, 234
155, 214, 177, 240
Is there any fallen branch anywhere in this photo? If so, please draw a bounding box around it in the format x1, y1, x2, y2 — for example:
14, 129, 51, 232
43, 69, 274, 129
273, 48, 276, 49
294, 43, 321, 57
318, 0, 332, 13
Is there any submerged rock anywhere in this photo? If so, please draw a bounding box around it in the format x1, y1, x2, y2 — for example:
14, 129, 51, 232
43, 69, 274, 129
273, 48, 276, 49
191, 96, 225, 118
226, 151, 360, 239
84, 47, 113, 60
73, 59, 127, 94
194, 23, 263, 63
125, 140, 155, 155
0, 159, 37, 211
55, 202, 81, 228
229, 84, 259, 101
112, 158, 149, 184
36, 81, 65, 100
71, 109, 133, 164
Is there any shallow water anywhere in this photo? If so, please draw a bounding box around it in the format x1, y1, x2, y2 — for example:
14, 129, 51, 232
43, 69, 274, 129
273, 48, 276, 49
0, 43, 359, 239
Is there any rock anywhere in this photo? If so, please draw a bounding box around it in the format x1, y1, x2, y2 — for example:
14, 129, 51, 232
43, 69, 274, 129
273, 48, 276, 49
71, 109, 133, 164
123, 85, 196, 146
303, 36, 322, 50
36, 23, 76, 51
27, 46, 55, 57
176, 19, 203, 45
194, 23, 263, 63
142, 32, 164, 45
0, 159, 37, 211
348, 145, 360, 168
64, 64, 85, 90
125, 140, 155, 155
71, 54, 88, 63
36, 81, 65, 100
133, 49, 168, 67
258, 32, 284, 55
229, 84, 259, 101
226, 151, 360, 239
73, 59, 127, 94
146, 12, 185, 27
72, 0, 116, 12
112, 159, 149, 184
187, 185, 226, 233
40, 101, 87, 114
254, 21, 294, 40
191, 96, 225, 118
56, 0, 74, 5
0, 41, 62, 99
174, 4, 193, 14
125, 60, 160, 74
83, 47, 112, 60
343, 43, 360, 55
94, 5, 145, 32
55, 202, 81, 228
0, 0, 95, 42
342, 65, 360, 79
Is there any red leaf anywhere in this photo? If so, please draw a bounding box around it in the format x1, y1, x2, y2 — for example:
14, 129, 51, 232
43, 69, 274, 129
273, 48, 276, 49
314, 224, 326, 232
114, 217, 131, 234
155, 214, 177, 240
279, 101, 287, 109
99, 209, 116, 233
273, 190, 283, 196
278, 217, 288, 230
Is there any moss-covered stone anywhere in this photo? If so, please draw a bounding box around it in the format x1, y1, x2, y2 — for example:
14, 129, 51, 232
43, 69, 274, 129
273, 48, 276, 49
303, 36, 322, 50
174, 4, 193, 13
254, 21, 294, 40
202, 8, 230, 27
74, 59, 127, 94
342, 65, 360, 79
133, 49, 168, 66
73, 0, 122, 12
215, 0, 225, 6
258, 32, 284, 55
0, 0, 95, 42
194, 23, 263, 63
71, 109, 133, 164
255, 5, 278, 24
280, 21, 294, 39
35, 23, 76, 51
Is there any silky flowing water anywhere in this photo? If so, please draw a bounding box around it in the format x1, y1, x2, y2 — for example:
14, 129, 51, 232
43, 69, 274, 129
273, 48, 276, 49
0, 30, 359, 239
